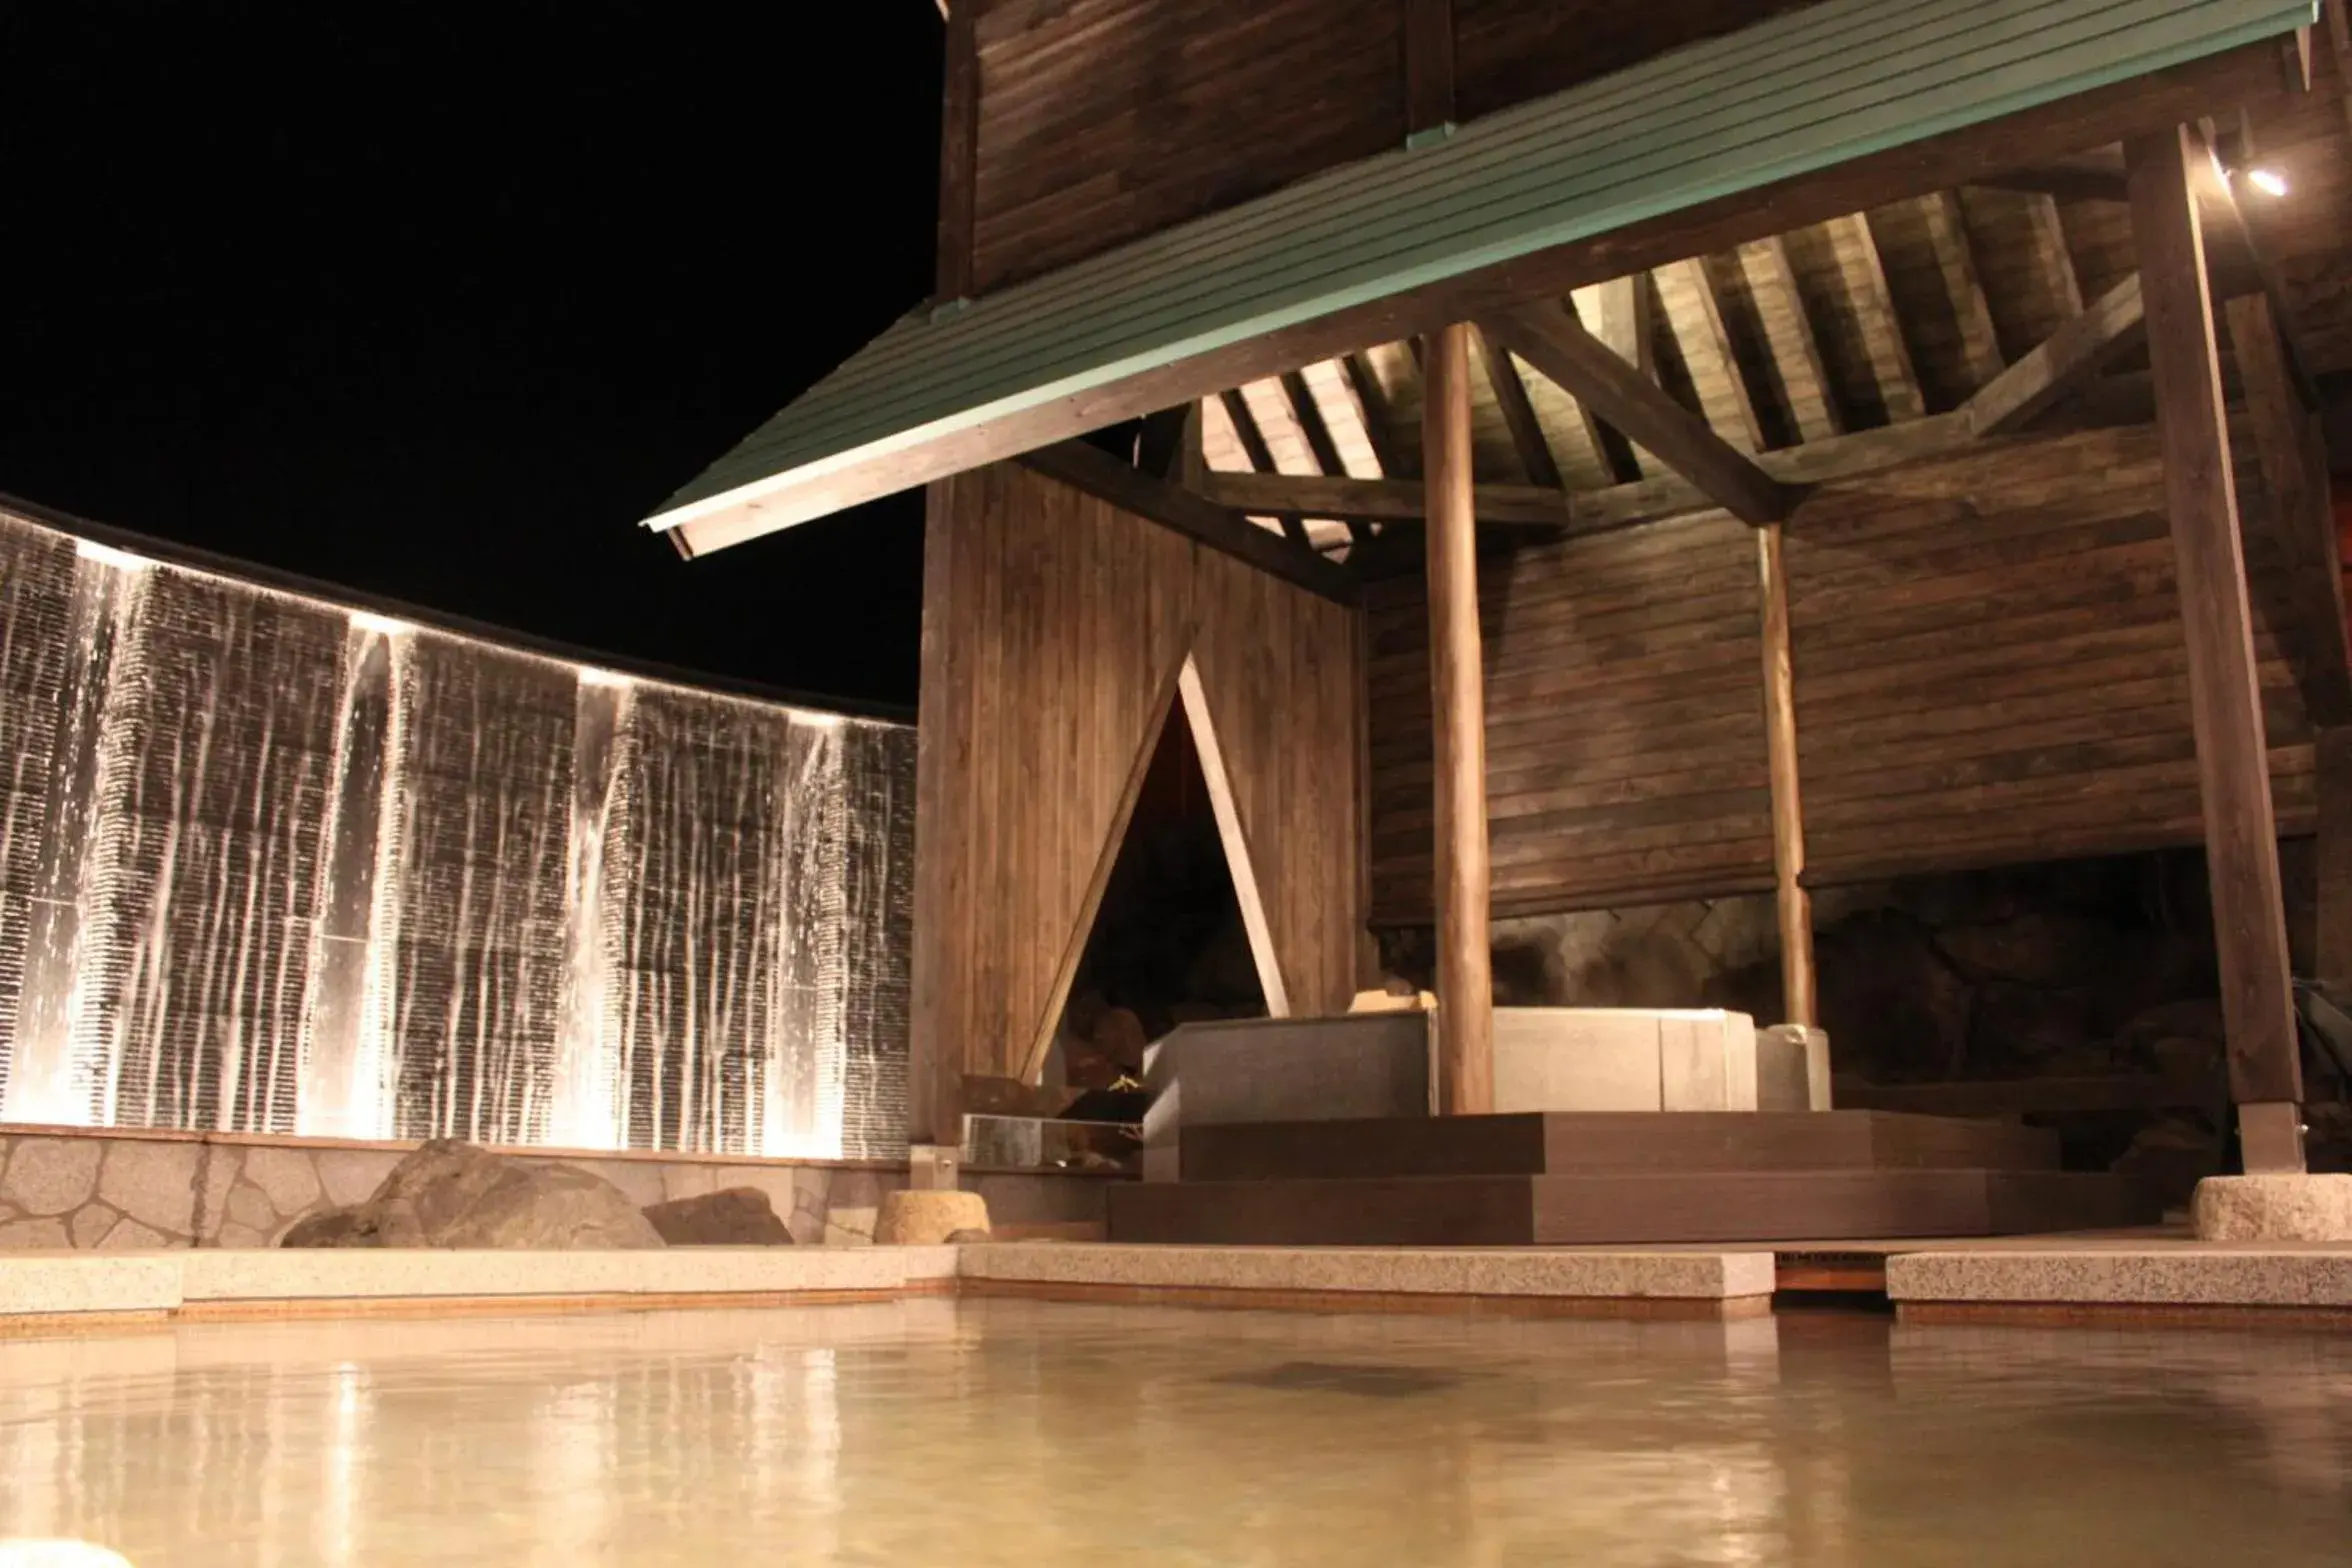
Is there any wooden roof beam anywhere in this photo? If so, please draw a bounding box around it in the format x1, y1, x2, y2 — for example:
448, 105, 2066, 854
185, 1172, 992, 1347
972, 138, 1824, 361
1821, 213, 1928, 424
1653, 257, 1769, 451
1339, 354, 1404, 478
1277, 368, 1374, 545
1216, 388, 1317, 551
1736, 235, 1843, 443
1019, 441, 1359, 606
1471, 327, 1565, 487
1966, 273, 2147, 436
1911, 193, 2008, 390
1479, 301, 1793, 525
1200, 406, 1973, 535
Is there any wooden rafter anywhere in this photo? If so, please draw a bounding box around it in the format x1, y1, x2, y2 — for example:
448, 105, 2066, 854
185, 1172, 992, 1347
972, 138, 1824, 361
1653, 257, 1767, 450
1216, 387, 1314, 549
1577, 276, 1657, 479
2018, 190, 2086, 318
1910, 193, 2006, 389
1339, 354, 1403, 477
1471, 327, 1564, 487
1821, 213, 1928, 423
1278, 369, 1372, 545
1018, 440, 1358, 605
1736, 235, 1843, 442
1965, 273, 2145, 436
1480, 301, 1791, 525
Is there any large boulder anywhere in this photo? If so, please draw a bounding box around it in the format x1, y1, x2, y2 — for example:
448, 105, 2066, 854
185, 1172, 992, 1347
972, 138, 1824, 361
874, 1189, 989, 1245
2193, 1174, 2352, 1241
281, 1140, 664, 1249
641, 1187, 793, 1246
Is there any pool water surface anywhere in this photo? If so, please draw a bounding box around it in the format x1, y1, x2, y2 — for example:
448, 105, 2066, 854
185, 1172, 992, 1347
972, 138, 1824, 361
2, 1300, 2348, 1565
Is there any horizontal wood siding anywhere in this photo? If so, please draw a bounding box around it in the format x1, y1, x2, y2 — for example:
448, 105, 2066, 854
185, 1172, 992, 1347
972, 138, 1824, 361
1451, 0, 1820, 125
970, 0, 1406, 294
1367, 513, 1775, 921
912, 463, 1365, 1094
1786, 426, 2316, 884
1364, 424, 2320, 924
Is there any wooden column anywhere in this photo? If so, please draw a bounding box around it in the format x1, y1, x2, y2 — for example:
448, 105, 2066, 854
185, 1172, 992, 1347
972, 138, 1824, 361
1757, 522, 1817, 1027
1423, 323, 1494, 1114
2127, 126, 2305, 1173
2321, 727, 2352, 996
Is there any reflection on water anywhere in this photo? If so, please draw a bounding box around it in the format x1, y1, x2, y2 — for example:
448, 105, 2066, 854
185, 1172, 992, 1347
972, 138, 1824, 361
1, 1303, 2348, 1566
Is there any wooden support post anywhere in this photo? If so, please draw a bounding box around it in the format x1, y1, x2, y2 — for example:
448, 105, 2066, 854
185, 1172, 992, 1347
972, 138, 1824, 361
2128, 125, 2305, 1174
1757, 522, 1816, 1027
1423, 323, 1493, 1115
2321, 728, 2352, 997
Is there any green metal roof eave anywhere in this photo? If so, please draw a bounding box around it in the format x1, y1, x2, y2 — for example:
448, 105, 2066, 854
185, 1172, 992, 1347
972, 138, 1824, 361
644, 0, 2316, 545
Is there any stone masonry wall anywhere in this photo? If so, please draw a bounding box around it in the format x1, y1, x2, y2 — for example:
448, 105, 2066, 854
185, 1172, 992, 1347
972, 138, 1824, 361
0, 1127, 1117, 1250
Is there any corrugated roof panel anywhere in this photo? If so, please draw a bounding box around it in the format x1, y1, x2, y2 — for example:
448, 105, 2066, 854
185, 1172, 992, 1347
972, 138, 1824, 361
649, 0, 2315, 553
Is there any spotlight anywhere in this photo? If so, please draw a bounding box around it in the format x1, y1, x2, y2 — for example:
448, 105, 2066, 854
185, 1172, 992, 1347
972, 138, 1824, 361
2245, 167, 2289, 198
348, 610, 411, 637
579, 667, 632, 689
74, 539, 151, 571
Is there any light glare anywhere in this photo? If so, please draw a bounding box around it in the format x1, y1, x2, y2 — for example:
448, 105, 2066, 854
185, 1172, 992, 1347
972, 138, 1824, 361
2246, 167, 2288, 198
348, 610, 411, 637
74, 539, 151, 572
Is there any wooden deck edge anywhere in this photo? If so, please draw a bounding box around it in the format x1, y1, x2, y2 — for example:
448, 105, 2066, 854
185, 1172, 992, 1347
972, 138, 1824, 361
1898, 1300, 2352, 1332
958, 1277, 1775, 1320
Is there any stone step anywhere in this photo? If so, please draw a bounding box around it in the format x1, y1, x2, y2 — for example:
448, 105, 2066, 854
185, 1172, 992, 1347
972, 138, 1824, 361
1109, 1169, 2152, 1247
1178, 1111, 2059, 1183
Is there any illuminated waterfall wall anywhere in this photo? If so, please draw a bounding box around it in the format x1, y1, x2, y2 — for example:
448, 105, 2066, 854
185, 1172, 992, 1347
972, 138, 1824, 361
0, 505, 913, 1157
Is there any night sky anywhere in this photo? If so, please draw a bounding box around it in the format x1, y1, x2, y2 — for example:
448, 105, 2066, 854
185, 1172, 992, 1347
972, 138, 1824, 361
1, 5, 944, 709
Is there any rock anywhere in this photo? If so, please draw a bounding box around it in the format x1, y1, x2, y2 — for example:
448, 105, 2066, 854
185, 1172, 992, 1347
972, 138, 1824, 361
2110, 1114, 2224, 1210
1, 1139, 104, 1217
2192, 1174, 2352, 1241
1816, 911, 1973, 1081
640, 1187, 793, 1246
279, 1207, 374, 1248
873, 1189, 990, 1245
2118, 998, 2226, 1050
281, 1140, 664, 1250
240, 1147, 322, 1215
946, 1228, 992, 1244
1967, 981, 2098, 1071
1091, 1007, 1149, 1073
1935, 912, 2118, 989
97, 1141, 199, 1236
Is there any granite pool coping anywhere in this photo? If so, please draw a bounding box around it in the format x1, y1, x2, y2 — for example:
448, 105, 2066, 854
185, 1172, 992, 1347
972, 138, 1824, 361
1885, 1245, 2352, 1309
959, 1243, 1777, 1300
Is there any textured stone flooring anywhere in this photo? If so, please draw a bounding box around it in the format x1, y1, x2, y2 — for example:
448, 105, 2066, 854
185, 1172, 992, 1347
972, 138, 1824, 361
1, 1300, 2349, 1564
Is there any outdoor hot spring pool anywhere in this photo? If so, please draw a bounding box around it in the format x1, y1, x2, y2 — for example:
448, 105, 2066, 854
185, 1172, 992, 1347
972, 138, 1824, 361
2, 1300, 2348, 1565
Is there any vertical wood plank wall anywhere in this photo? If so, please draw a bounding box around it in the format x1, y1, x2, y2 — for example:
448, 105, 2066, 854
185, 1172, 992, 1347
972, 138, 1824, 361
911, 462, 1366, 1119
1363, 424, 2318, 925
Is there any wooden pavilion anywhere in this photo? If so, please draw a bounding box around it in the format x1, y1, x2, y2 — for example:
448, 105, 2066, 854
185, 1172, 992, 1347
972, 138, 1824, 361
645, 0, 2352, 1231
